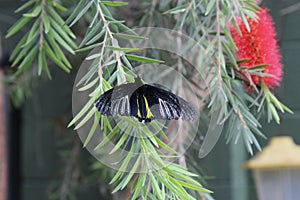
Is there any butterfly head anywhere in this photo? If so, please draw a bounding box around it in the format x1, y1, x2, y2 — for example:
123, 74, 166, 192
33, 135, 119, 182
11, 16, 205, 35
134, 76, 144, 86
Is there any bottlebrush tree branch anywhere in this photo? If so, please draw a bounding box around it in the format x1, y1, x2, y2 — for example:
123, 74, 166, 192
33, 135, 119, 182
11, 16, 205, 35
162, 0, 291, 155
67, 0, 211, 199
6, 0, 77, 78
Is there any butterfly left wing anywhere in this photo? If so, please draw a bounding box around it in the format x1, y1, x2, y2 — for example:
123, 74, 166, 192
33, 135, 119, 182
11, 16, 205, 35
94, 88, 113, 115
94, 83, 134, 116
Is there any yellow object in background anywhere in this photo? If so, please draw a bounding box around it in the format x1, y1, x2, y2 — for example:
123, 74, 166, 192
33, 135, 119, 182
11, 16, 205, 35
244, 136, 300, 169
244, 136, 300, 200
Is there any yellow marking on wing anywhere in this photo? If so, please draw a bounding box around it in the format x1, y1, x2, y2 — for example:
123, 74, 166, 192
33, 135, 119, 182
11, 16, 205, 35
137, 97, 142, 118
143, 95, 153, 119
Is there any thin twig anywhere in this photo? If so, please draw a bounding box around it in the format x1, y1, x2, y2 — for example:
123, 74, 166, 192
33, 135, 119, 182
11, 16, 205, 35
215, 0, 222, 87
39, 0, 46, 51
96, 2, 113, 40
96, 0, 126, 82
237, 109, 246, 128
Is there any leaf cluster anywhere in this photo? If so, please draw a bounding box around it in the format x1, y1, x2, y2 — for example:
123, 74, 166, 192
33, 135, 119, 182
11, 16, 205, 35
64, 0, 210, 199
6, 0, 76, 79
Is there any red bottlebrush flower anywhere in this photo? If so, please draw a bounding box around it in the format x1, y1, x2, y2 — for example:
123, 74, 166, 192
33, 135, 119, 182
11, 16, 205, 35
230, 8, 283, 89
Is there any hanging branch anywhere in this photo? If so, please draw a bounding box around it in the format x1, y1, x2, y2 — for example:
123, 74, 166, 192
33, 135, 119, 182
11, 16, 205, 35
163, 0, 271, 154
6, 0, 77, 78
67, 0, 210, 199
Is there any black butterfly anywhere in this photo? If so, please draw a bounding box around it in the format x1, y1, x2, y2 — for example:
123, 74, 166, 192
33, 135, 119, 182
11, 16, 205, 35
94, 77, 198, 123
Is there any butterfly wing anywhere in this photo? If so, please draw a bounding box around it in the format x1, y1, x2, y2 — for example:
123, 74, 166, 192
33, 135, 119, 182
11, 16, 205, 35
143, 84, 198, 121
177, 96, 199, 120
94, 88, 113, 115
94, 83, 136, 116
94, 79, 198, 122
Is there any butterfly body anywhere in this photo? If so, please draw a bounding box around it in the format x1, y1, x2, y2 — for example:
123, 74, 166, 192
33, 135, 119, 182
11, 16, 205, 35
94, 77, 198, 122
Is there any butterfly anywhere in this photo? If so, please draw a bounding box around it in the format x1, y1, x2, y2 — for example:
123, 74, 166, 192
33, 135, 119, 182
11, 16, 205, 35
94, 77, 198, 123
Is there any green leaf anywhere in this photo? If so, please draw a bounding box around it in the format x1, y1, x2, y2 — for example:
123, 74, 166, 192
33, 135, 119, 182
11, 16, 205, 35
38, 49, 43, 76
154, 172, 183, 198
43, 14, 51, 34
99, 2, 113, 18
15, 0, 35, 13
130, 173, 146, 200
240, 11, 251, 32
150, 121, 168, 140
23, 5, 41, 17
164, 167, 201, 187
43, 41, 71, 73
268, 92, 284, 112
94, 124, 121, 151
167, 163, 199, 177
240, 64, 269, 70
25, 20, 39, 45
40, 50, 52, 79
68, 97, 96, 127
126, 54, 164, 63
47, 35, 72, 68
11, 33, 37, 66
46, 5, 64, 25
205, 0, 216, 15
10, 32, 28, 60
268, 103, 280, 124
76, 43, 102, 53
69, 0, 93, 27
76, 61, 99, 87
163, 4, 187, 15
51, 1, 67, 11
101, 1, 128, 6
109, 139, 138, 185
48, 28, 75, 54
85, 30, 106, 45
65, 0, 87, 25
168, 176, 194, 199
17, 46, 38, 71
149, 173, 162, 199
74, 107, 96, 130
109, 129, 130, 154
223, 27, 237, 50
86, 53, 101, 60
105, 46, 141, 52
83, 113, 99, 147
47, 6, 76, 39
113, 33, 146, 40
281, 103, 293, 114
154, 137, 178, 154
120, 155, 141, 190
50, 18, 77, 48
79, 23, 103, 47
222, 42, 238, 69
6, 17, 31, 38
231, 17, 242, 36
79, 78, 99, 91
178, 179, 211, 193
102, 78, 113, 90
250, 71, 273, 77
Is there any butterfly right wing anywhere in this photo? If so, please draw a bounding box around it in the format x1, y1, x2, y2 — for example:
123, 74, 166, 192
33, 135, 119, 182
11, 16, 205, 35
143, 84, 198, 121
177, 96, 199, 121
142, 85, 182, 120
